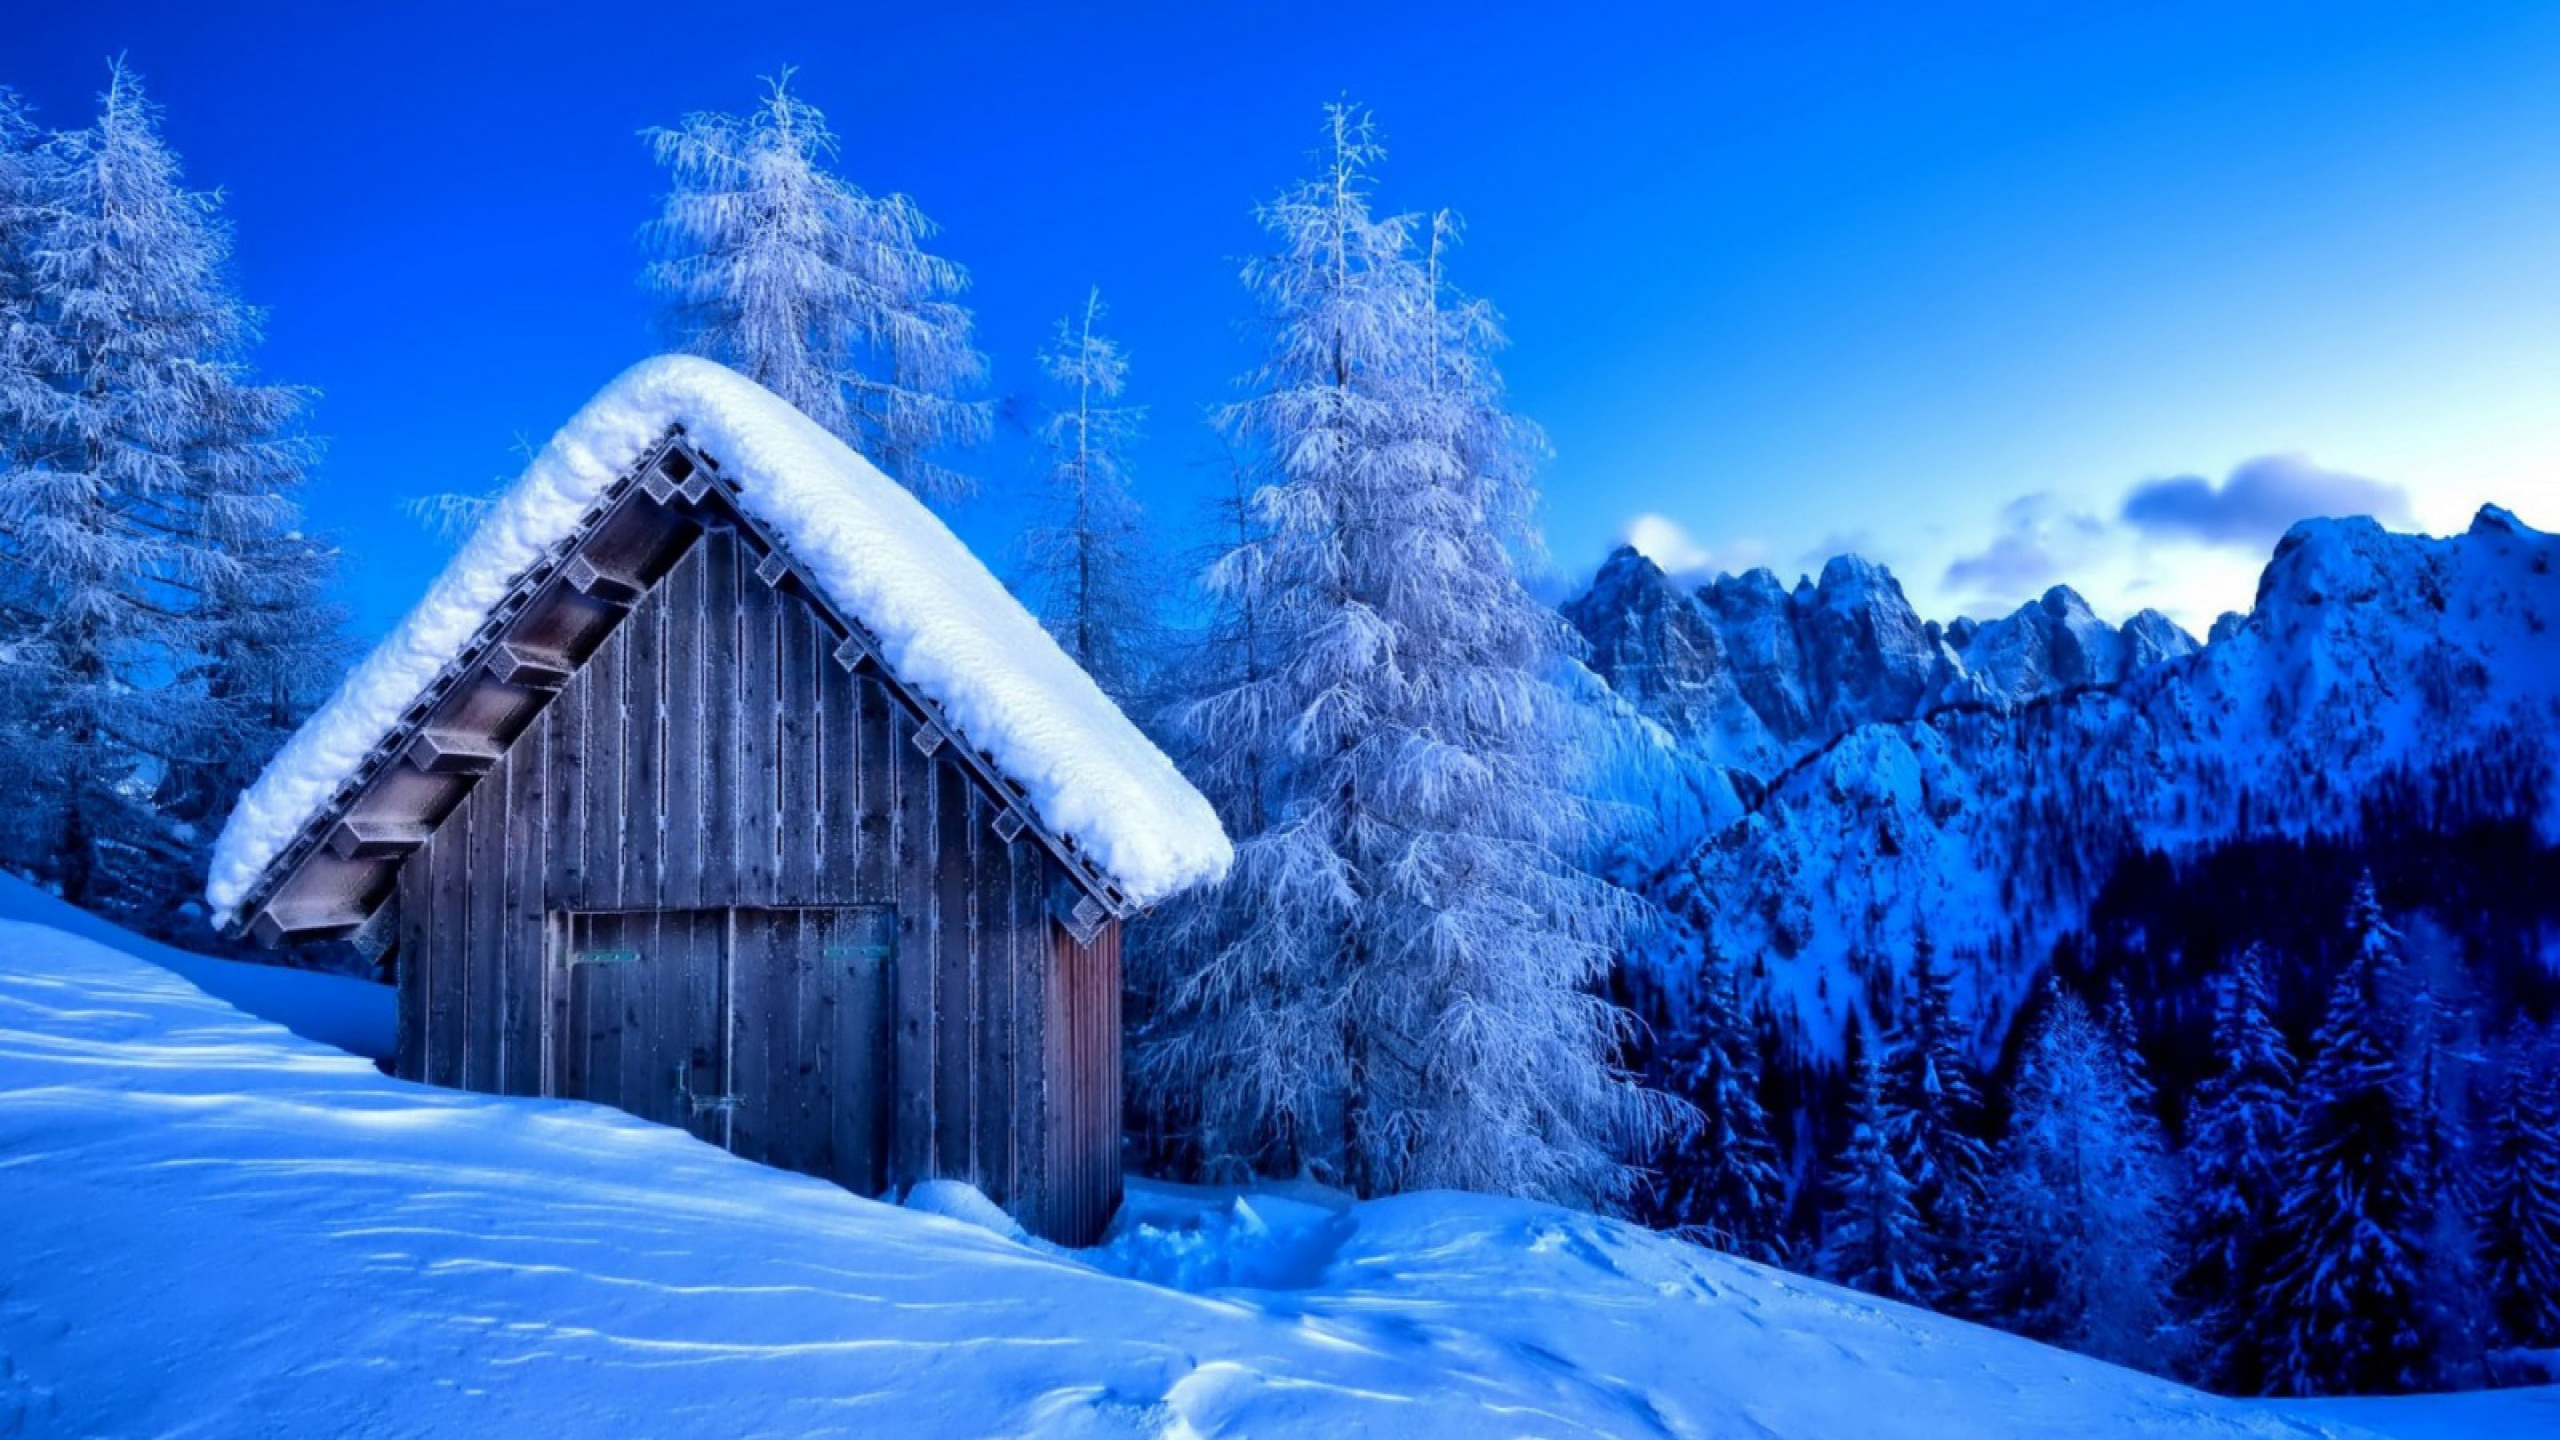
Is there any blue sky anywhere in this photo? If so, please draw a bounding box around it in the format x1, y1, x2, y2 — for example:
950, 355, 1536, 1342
13, 0, 2558, 636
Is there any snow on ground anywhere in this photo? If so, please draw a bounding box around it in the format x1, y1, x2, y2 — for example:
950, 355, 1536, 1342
210, 355, 1229, 923
2, 912, 2548, 1439
0, 870, 391, 1060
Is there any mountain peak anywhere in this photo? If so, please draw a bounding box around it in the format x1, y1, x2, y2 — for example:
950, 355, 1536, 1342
2472, 503, 2529, 537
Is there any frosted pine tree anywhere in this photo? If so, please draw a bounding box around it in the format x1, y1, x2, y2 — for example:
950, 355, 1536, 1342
0, 65, 225, 907
2479, 1023, 2560, 1347
2101, 979, 2156, 1115
2174, 946, 2296, 1393
1128, 450, 1274, 1174
1662, 932, 1787, 1261
1820, 1035, 1932, 1301
0, 87, 46, 839
2261, 876, 2435, 1396
1883, 926, 1989, 1307
0, 86, 36, 313
1147, 104, 1661, 1205
1982, 983, 2175, 1368
643, 71, 988, 502
158, 369, 340, 855
1019, 287, 1157, 705
0, 65, 331, 926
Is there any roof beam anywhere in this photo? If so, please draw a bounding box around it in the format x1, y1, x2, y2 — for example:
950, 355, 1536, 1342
328, 817, 432, 860
565, 553, 644, 605
405, 729, 503, 776
487, 641, 572, 690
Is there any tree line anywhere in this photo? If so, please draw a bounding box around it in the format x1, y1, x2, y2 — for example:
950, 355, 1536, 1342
1648, 875, 2560, 1395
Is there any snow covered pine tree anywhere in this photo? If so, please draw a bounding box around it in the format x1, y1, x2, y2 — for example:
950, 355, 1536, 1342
1660, 931, 1786, 1261
1820, 1031, 1932, 1302
1882, 926, 1990, 1309
642, 69, 988, 503
2174, 945, 2297, 1393
0, 64, 331, 922
2262, 876, 2437, 1396
1020, 287, 1158, 708
1983, 982, 2174, 1369
1145, 104, 1663, 1206
2478, 1022, 2560, 1351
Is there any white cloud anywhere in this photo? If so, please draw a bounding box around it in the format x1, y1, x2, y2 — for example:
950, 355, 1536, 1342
1617, 513, 1769, 580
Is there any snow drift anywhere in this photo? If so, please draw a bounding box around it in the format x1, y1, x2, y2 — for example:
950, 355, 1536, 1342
3, 909, 2544, 1437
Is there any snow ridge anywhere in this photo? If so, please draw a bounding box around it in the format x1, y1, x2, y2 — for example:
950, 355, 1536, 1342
208, 356, 1231, 921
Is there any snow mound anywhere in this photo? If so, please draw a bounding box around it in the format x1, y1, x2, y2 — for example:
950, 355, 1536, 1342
4, 910, 2535, 1438
903, 1177, 1038, 1244
209, 355, 1230, 922
0, 871, 391, 1059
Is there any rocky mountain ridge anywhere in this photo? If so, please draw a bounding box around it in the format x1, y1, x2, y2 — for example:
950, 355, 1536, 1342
1571, 506, 2560, 1062
1565, 546, 2202, 784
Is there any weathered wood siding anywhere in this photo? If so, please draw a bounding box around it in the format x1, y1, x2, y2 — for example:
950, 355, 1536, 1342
1046, 919, 1123, 1246
393, 524, 1114, 1241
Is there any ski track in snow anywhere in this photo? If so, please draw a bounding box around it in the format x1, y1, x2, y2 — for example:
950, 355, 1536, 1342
1, 915, 2548, 1439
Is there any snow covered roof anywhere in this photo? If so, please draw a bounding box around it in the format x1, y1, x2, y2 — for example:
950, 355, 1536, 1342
208, 356, 1229, 931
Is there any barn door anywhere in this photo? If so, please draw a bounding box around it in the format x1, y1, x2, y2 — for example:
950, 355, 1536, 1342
725, 907, 896, 1197
557, 910, 727, 1145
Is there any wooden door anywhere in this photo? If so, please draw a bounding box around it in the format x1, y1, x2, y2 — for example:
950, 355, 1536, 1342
557, 909, 727, 1145
726, 907, 897, 1197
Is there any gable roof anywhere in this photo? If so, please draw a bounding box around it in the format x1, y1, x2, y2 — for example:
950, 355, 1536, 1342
208, 356, 1230, 939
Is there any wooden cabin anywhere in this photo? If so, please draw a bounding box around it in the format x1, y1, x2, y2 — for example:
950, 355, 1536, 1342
208, 359, 1230, 1245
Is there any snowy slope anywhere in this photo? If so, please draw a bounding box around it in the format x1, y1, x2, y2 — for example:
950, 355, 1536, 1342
0, 870, 391, 1059
1, 912, 2540, 1438
211, 355, 1229, 923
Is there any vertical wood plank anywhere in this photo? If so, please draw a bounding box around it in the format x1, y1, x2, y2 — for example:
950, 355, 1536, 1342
818, 639, 859, 895
580, 625, 626, 911
396, 853, 430, 1083
464, 763, 508, 1092
700, 530, 742, 903
502, 723, 547, 1096
576, 914, 623, 1107
687, 908, 724, 1145
803, 908, 840, 1182
778, 601, 820, 903
1011, 852, 1050, 1231
728, 910, 777, 1164
891, 707, 935, 1191
856, 674, 893, 903
934, 761, 976, 1182
1102, 920, 1124, 1230
621, 909, 663, 1126
846, 908, 894, 1195
624, 580, 665, 910
543, 663, 584, 908
424, 822, 467, 1088
661, 544, 706, 909
562, 913, 586, 1100
976, 809, 1016, 1207
737, 548, 780, 907
1045, 919, 1073, 1242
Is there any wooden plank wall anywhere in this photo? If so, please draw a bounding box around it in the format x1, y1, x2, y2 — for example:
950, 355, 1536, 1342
393, 524, 1103, 1239
1045, 919, 1124, 1247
